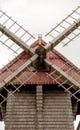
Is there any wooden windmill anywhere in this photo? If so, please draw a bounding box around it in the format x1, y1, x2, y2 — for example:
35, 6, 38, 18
0, 6, 80, 130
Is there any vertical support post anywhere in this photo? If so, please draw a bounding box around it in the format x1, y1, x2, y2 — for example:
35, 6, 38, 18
36, 85, 43, 130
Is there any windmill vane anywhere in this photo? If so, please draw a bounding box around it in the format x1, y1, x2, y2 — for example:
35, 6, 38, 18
0, 6, 80, 130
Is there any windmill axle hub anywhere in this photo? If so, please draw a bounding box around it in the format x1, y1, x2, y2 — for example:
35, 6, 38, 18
35, 46, 46, 70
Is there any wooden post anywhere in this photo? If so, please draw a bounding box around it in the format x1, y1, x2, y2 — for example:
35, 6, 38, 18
36, 85, 43, 130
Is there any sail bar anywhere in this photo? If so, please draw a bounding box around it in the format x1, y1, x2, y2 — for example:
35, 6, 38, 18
0, 23, 35, 55
45, 18, 80, 52
0, 54, 38, 91
0, 9, 35, 39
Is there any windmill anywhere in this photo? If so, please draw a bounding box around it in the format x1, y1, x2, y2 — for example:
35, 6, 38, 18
0, 6, 80, 130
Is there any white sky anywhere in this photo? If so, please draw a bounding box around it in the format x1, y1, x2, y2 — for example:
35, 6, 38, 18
0, 0, 80, 69
0, 0, 80, 68
0, 0, 80, 130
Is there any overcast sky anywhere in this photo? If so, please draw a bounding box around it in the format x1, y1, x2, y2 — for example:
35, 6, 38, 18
0, 0, 80, 36
0, 0, 80, 130
0, 0, 80, 68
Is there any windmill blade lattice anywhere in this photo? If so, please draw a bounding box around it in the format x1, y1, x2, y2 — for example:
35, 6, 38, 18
45, 51, 80, 101
44, 6, 80, 101
0, 10, 35, 57
0, 6, 80, 112
0, 53, 38, 105
45, 6, 80, 50
0, 10, 38, 106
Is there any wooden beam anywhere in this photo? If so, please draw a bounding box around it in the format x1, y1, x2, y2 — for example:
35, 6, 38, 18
0, 23, 35, 55
36, 85, 43, 130
45, 18, 80, 52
